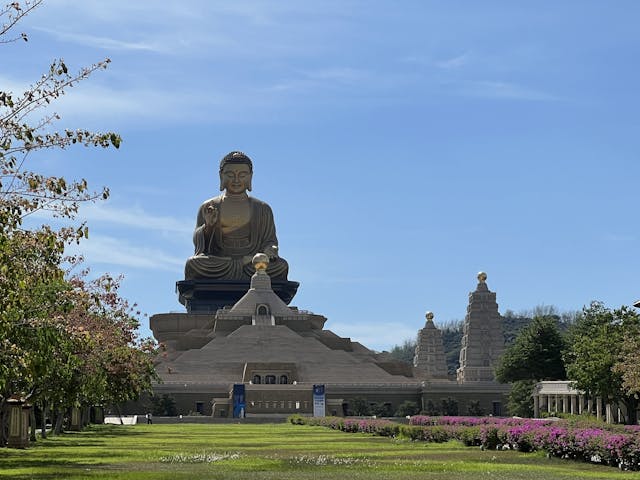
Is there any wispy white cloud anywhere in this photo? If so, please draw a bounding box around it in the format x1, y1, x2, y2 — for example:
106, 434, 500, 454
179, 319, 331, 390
44, 0, 271, 25
33, 1, 348, 59
43, 0, 349, 29
33, 27, 166, 53
458, 80, 559, 101
79, 203, 192, 234
1, 71, 276, 127
267, 67, 371, 93
400, 51, 471, 69
28, 81, 237, 127
27, 202, 193, 235
0, 74, 174, 125
66, 234, 184, 271
40, 0, 205, 24
436, 52, 471, 69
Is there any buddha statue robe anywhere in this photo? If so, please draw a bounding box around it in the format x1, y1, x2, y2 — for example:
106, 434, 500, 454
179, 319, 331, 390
184, 194, 289, 281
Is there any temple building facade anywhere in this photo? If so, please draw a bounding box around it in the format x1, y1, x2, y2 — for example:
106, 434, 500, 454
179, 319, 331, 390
148, 266, 509, 418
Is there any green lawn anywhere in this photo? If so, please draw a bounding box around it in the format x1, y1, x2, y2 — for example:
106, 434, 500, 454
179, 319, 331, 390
1, 423, 639, 479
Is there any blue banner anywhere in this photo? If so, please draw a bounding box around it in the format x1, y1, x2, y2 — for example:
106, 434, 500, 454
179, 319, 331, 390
232, 384, 246, 418
313, 384, 325, 417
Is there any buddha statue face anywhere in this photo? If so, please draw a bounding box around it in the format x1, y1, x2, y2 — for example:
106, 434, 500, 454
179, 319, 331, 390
220, 162, 252, 194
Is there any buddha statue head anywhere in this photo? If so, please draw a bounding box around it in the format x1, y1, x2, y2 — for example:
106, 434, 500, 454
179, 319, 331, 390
219, 151, 253, 193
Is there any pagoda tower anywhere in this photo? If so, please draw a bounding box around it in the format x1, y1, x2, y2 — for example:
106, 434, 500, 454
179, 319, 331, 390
413, 311, 449, 379
456, 272, 504, 383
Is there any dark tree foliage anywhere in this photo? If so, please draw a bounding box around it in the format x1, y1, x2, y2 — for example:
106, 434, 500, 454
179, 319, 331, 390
440, 397, 458, 416
466, 400, 484, 416
441, 324, 463, 375
422, 399, 439, 416
388, 339, 415, 364
501, 313, 533, 346
370, 402, 393, 417
394, 400, 419, 417
507, 380, 536, 417
495, 315, 567, 383
151, 394, 177, 417
349, 397, 370, 416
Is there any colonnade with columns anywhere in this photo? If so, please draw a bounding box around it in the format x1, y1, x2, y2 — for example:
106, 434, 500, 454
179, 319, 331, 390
532, 381, 628, 423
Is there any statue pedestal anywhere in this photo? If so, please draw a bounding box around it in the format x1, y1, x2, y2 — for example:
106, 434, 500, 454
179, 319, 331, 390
176, 279, 299, 313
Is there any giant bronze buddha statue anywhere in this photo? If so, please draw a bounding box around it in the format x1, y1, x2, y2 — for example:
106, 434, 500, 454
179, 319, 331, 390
184, 151, 289, 281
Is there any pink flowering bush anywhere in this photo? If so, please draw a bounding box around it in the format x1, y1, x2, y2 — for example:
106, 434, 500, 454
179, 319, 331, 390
398, 425, 455, 443
290, 415, 640, 470
290, 415, 400, 437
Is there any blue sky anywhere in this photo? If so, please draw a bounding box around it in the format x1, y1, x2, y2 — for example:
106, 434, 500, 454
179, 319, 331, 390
5, 1, 640, 350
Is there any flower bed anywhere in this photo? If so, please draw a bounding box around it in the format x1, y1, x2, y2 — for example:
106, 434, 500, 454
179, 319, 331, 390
289, 415, 640, 470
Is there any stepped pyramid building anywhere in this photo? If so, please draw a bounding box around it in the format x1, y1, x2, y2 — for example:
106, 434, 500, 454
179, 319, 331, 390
151, 255, 416, 417
149, 267, 510, 417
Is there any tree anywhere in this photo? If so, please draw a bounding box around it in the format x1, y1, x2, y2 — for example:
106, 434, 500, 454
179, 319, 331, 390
151, 394, 177, 417
564, 302, 640, 424
466, 400, 484, 416
422, 399, 439, 416
495, 316, 567, 383
47, 273, 157, 429
1, 5, 117, 231
370, 402, 393, 417
349, 397, 370, 416
506, 380, 536, 417
388, 339, 416, 364
0, 0, 129, 444
440, 397, 458, 416
614, 324, 640, 397
441, 320, 463, 375
495, 315, 566, 418
394, 400, 419, 417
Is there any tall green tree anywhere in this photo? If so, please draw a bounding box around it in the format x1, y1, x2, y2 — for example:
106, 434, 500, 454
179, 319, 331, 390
39, 273, 157, 434
495, 315, 567, 383
495, 315, 567, 417
564, 302, 640, 424
0, 0, 129, 443
506, 380, 536, 417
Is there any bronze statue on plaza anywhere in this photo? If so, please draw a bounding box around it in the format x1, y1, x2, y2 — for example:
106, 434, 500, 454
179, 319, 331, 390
184, 151, 289, 281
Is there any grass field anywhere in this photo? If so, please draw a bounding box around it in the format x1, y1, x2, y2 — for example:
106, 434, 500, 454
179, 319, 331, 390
2, 423, 640, 479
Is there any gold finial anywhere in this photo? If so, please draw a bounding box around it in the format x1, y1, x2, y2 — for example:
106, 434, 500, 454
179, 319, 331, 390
477, 271, 487, 283
252, 253, 269, 272
425, 311, 434, 321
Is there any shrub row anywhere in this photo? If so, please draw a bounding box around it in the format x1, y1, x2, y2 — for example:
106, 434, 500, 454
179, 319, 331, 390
288, 415, 640, 470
